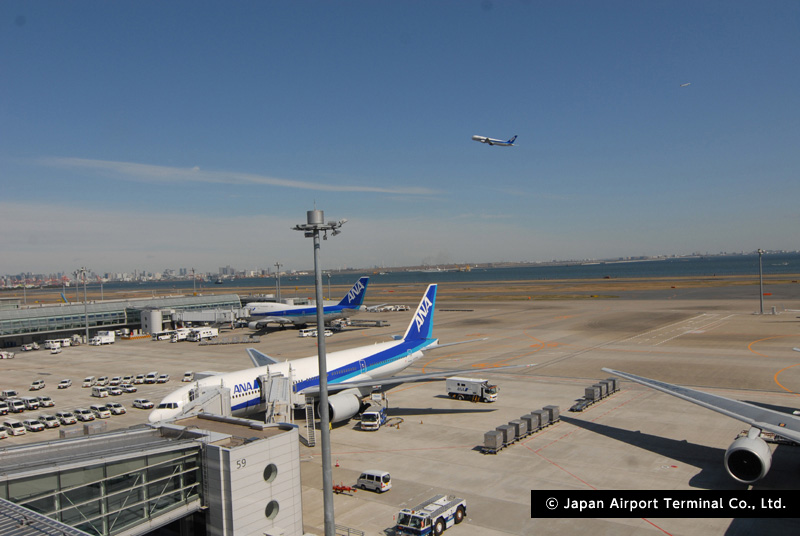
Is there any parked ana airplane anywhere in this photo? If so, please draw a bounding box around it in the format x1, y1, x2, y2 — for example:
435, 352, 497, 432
471, 134, 517, 146
603, 367, 800, 484
150, 284, 526, 424
246, 276, 369, 329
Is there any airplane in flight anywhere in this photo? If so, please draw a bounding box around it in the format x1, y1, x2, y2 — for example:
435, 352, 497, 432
603, 367, 800, 484
245, 276, 369, 329
471, 134, 517, 147
150, 284, 527, 424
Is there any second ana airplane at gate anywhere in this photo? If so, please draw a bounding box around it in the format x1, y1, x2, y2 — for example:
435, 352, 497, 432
150, 284, 529, 424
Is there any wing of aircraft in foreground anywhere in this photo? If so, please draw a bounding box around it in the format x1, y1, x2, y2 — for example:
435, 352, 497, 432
472, 134, 517, 146
603, 367, 800, 484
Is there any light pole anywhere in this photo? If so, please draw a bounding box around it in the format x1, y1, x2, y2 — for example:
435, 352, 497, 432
75, 267, 90, 342
292, 209, 346, 536
274, 262, 282, 303
758, 249, 764, 314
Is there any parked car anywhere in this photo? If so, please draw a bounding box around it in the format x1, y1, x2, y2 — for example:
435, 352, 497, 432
29, 379, 46, 391
55, 411, 77, 425
106, 402, 126, 415
74, 408, 95, 422
96, 376, 109, 386
7, 399, 26, 413
3, 419, 26, 436
22, 419, 45, 432
157, 374, 170, 383
20, 343, 38, 351
90, 404, 111, 419
37, 396, 55, 407
20, 397, 40, 411
0, 428, 7, 439
0, 401, 7, 415
182, 371, 194, 382
122, 384, 138, 393
37, 414, 60, 428
108, 387, 123, 396
133, 374, 146, 385
121, 375, 133, 385
57, 379, 72, 389
133, 399, 154, 410
109, 377, 122, 386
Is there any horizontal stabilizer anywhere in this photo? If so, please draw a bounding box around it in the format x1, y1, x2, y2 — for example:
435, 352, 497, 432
247, 348, 279, 367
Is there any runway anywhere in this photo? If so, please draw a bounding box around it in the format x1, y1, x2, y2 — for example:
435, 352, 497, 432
2, 282, 800, 535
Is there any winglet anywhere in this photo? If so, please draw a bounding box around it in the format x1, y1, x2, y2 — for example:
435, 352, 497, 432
402, 284, 437, 341
337, 276, 369, 307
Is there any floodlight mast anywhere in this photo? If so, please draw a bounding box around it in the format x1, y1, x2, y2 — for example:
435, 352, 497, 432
291, 209, 346, 536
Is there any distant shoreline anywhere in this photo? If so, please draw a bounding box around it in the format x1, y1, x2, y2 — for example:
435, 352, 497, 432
4, 273, 799, 305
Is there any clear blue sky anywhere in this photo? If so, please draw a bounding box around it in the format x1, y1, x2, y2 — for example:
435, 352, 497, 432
2, 1, 799, 275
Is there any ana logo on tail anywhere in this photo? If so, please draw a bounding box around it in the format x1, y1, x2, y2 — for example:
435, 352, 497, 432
414, 296, 433, 331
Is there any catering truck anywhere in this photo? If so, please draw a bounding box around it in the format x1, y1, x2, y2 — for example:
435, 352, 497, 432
445, 377, 498, 402
187, 327, 218, 342
90, 331, 115, 345
395, 494, 466, 536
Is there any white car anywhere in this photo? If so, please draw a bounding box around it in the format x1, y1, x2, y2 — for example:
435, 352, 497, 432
74, 408, 95, 422
58, 379, 72, 389
55, 411, 77, 425
133, 399, 154, 410
37, 396, 55, 407
106, 402, 126, 415
109, 377, 122, 386
22, 419, 45, 432
108, 387, 123, 396
0, 428, 7, 439
157, 374, 170, 383
37, 414, 60, 428
133, 374, 146, 385
29, 379, 46, 391
90, 404, 111, 419
96, 376, 109, 386
122, 384, 138, 393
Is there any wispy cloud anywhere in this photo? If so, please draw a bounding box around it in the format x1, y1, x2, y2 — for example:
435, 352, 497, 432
40, 157, 438, 195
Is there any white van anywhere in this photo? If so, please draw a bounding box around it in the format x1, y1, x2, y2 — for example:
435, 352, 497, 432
91, 386, 109, 398
3, 419, 26, 436
83, 376, 97, 388
298, 328, 316, 337
356, 470, 391, 493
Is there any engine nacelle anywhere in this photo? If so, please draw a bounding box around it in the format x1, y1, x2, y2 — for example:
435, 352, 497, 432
325, 392, 362, 423
724, 435, 772, 483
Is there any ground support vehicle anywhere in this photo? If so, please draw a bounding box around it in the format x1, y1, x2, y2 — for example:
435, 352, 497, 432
90, 331, 115, 345
445, 377, 498, 403
395, 495, 466, 536
360, 403, 387, 431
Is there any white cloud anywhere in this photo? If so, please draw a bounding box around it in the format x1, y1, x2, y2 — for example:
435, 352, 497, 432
40, 157, 439, 196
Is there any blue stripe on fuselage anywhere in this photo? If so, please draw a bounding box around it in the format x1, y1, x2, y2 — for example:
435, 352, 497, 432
293, 338, 433, 393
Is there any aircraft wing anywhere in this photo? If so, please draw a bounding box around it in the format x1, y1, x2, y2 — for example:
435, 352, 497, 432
603, 368, 800, 444
299, 364, 533, 396
247, 348, 280, 367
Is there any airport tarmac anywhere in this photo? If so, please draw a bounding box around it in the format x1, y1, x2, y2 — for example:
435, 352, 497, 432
2, 283, 800, 535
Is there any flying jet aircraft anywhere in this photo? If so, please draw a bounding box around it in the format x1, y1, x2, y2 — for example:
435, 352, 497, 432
150, 284, 527, 424
603, 367, 800, 484
471, 134, 517, 147
245, 276, 368, 329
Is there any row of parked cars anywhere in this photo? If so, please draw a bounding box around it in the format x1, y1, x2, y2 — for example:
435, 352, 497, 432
1, 402, 130, 438
0, 390, 55, 415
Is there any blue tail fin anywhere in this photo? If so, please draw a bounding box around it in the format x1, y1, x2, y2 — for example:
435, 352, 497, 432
338, 276, 369, 307
402, 284, 437, 340
508, 135, 517, 144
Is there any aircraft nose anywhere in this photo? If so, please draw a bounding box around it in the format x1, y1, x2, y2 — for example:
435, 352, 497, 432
147, 410, 163, 423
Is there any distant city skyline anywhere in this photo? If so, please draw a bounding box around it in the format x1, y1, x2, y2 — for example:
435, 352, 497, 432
2, 2, 799, 275
3, 249, 797, 285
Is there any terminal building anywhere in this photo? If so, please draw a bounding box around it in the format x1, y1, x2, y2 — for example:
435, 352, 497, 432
0, 295, 244, 348
0, 416, 303, 536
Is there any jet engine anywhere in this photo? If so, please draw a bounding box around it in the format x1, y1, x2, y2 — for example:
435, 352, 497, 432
324, 391, 363, 423
724, 434, 772, 483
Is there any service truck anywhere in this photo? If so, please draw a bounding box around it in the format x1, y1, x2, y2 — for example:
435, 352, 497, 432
395, 494, 466, 536
90, 331, 115, 346
187, 327, 218, 342
170, 328, 193, 343
445, 377, 498, 402
360, 403, 387, 431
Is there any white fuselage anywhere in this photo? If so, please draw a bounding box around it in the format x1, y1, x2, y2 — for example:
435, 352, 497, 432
148, 337, 431, 423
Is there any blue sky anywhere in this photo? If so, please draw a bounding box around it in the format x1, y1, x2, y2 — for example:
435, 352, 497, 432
2, 1, 799, 275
